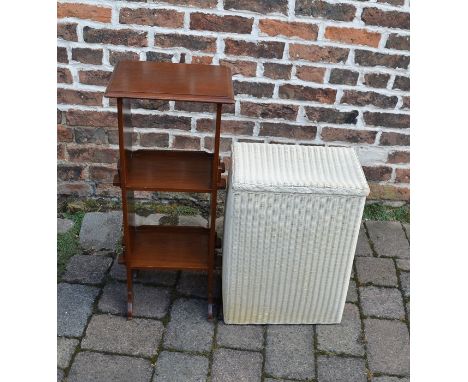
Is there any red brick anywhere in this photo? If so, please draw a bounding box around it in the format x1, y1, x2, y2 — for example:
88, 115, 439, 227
295, 0, 356, 21
368, 183, 409, 201
58, 164, 84, 181
57, 23, 78, 41
259, 19, 318, 40
84, 27, 147, 47
378, 0, 405, 5
66, 110, 117, 127
329, 69, 359, 85
234, 81, 274, 98
204, 137, 232, 152
289, 44, 349, 63
279, 84, 336, 104
58, 47, 68, 63
120, 8, 184, 28
341, 90, 398, 109
355, 50, 410, 69
220, 60, 257, 77
379, 132, 410, 146
196, 119, 254, 135
295, 66, 326, 83
58, 182, 93, 197
130, 114, 191, 130
363, 166, 392, 181
225, 39, 285, 59
190, 13, 253, 33
57, 3, 112, 23
305, 107, 358, 124
388, 151, 410, 164
88, 166, 117, 182
386, 34, 410, 51
95, 184, 120, 197
72, 48, 103, 65
393, 76, 410, 91
321, 127, 376, 144
240, 102, 298, 120
191, 55, 213, 64
57, 109, 63, 124
146, 52, 173, 62
78, 70, 112, 86
58, 144, 65, 160
67, 146, 119, 164
364, 73, 390, 88
174, 101, 215, 113
74, 127, 108, 145
155, 34, 216, 53
159, 0, 217, 8
57, 88, 103, 106
325, 27, 381, 48
263, 63, 292, 80
57, 67, 72, 84
395, 168, 410, 183
58, 125, 73, 142
364, 112, 410, 129
109, 50, 140, 66
260, 122, 317, 140
362, 8, 410, 30
128, 99, 170, 111
225, 0, 288, 15
401, 96, 410, 110
172, 135, 201, 150
140, 132, 170, 148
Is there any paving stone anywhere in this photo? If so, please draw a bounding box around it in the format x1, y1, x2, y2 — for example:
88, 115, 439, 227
79, 211, 122, 250
360, 286, 405, 319
265, 325, 315, 380
57, 337, 79, 369
217, 322, 264, 351
346, 279, 358, 303
406, 300, 410, 321
316, 303, 364, 356
356, 257, 398, 287
402, 223, 410, 241
373, 377, 410, 382
81, 314, 163, 357
317, 355, 367, 382
176, 270, 220, 298
212, 348, 263, 382
216, 216, 224, 239
98, 282, 170, 318
396, 259, 410, 271
57, 368, 64, 382
57, 217, 74, 234
178, 214, 208, 227
62, 254, 112, 285
400, 271, 410, 297
57, 283, 99, 337
264, 379, 296, 382
68, 351, 153, 382
164, 298, 214, 352
356, 223, 373, 256
109, 260, 177, 286
365, 318, 410, 375
366, 221, 410, 258
153, 351, 209, 382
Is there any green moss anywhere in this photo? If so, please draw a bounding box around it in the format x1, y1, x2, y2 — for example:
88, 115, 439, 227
57, 212, 84, 280
363, 204, 410, 223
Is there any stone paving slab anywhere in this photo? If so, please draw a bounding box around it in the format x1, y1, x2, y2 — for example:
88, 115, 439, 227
79, 211, 122, 250
373, 377, 410, 382
212, 348, 263, 382
109, 260, 178, 286
360, 286, 406, 319
81, 314, 163, 357
317, 355, 367, 382
217, 322, 264, 351
153, 351, 209, 382
356, 223, 373, 257
164, 298, 214, 352
57, 217, 74, 234
346, 279, 358, 303
98, 282, 171, 318
62, 254, 112, 285
400, 271, 410, 298
57, 337, 79, 369
366, 221, 410, 258
402, 223, 410, 241
176, 270, 221, 298
57, 368, 64, 382
57, 283, 99, 337
316, 303, 365, 356
356, 257, 398, 287
396, 259, 410, 271
265, 325, 315, 380
365, 318, 410, 376
67, 351, 153, 382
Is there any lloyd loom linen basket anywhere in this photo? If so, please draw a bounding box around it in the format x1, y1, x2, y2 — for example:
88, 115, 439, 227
222, 142, 370, 324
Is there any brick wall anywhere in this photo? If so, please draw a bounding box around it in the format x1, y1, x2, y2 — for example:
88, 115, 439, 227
57, 0, 410, 201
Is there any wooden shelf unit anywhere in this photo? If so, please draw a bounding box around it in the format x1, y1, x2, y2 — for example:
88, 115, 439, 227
105, 61, 234, 319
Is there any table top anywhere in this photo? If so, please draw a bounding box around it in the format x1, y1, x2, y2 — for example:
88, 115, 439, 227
105, 61, 235, 104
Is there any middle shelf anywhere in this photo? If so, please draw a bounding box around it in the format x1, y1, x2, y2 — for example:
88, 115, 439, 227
118, 149, 215, 192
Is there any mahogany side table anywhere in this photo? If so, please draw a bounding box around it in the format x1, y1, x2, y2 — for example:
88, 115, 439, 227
105, 61, 234, 319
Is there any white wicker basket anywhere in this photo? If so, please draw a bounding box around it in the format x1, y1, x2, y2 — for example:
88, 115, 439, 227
222, 143, 369, 324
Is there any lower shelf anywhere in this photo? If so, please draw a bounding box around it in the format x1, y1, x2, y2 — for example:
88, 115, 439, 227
126, 225, 210, 270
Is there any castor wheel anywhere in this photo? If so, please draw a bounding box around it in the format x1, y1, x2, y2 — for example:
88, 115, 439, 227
207, 303, 214, 320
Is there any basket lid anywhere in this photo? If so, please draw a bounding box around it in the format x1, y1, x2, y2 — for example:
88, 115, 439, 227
231, 142, 370, 196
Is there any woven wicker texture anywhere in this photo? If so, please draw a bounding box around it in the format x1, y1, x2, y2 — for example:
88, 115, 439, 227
223, 143, 369, 324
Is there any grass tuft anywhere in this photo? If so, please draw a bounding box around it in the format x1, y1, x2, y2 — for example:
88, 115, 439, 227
57, 212, 85, 279
363, 203, 409, 223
